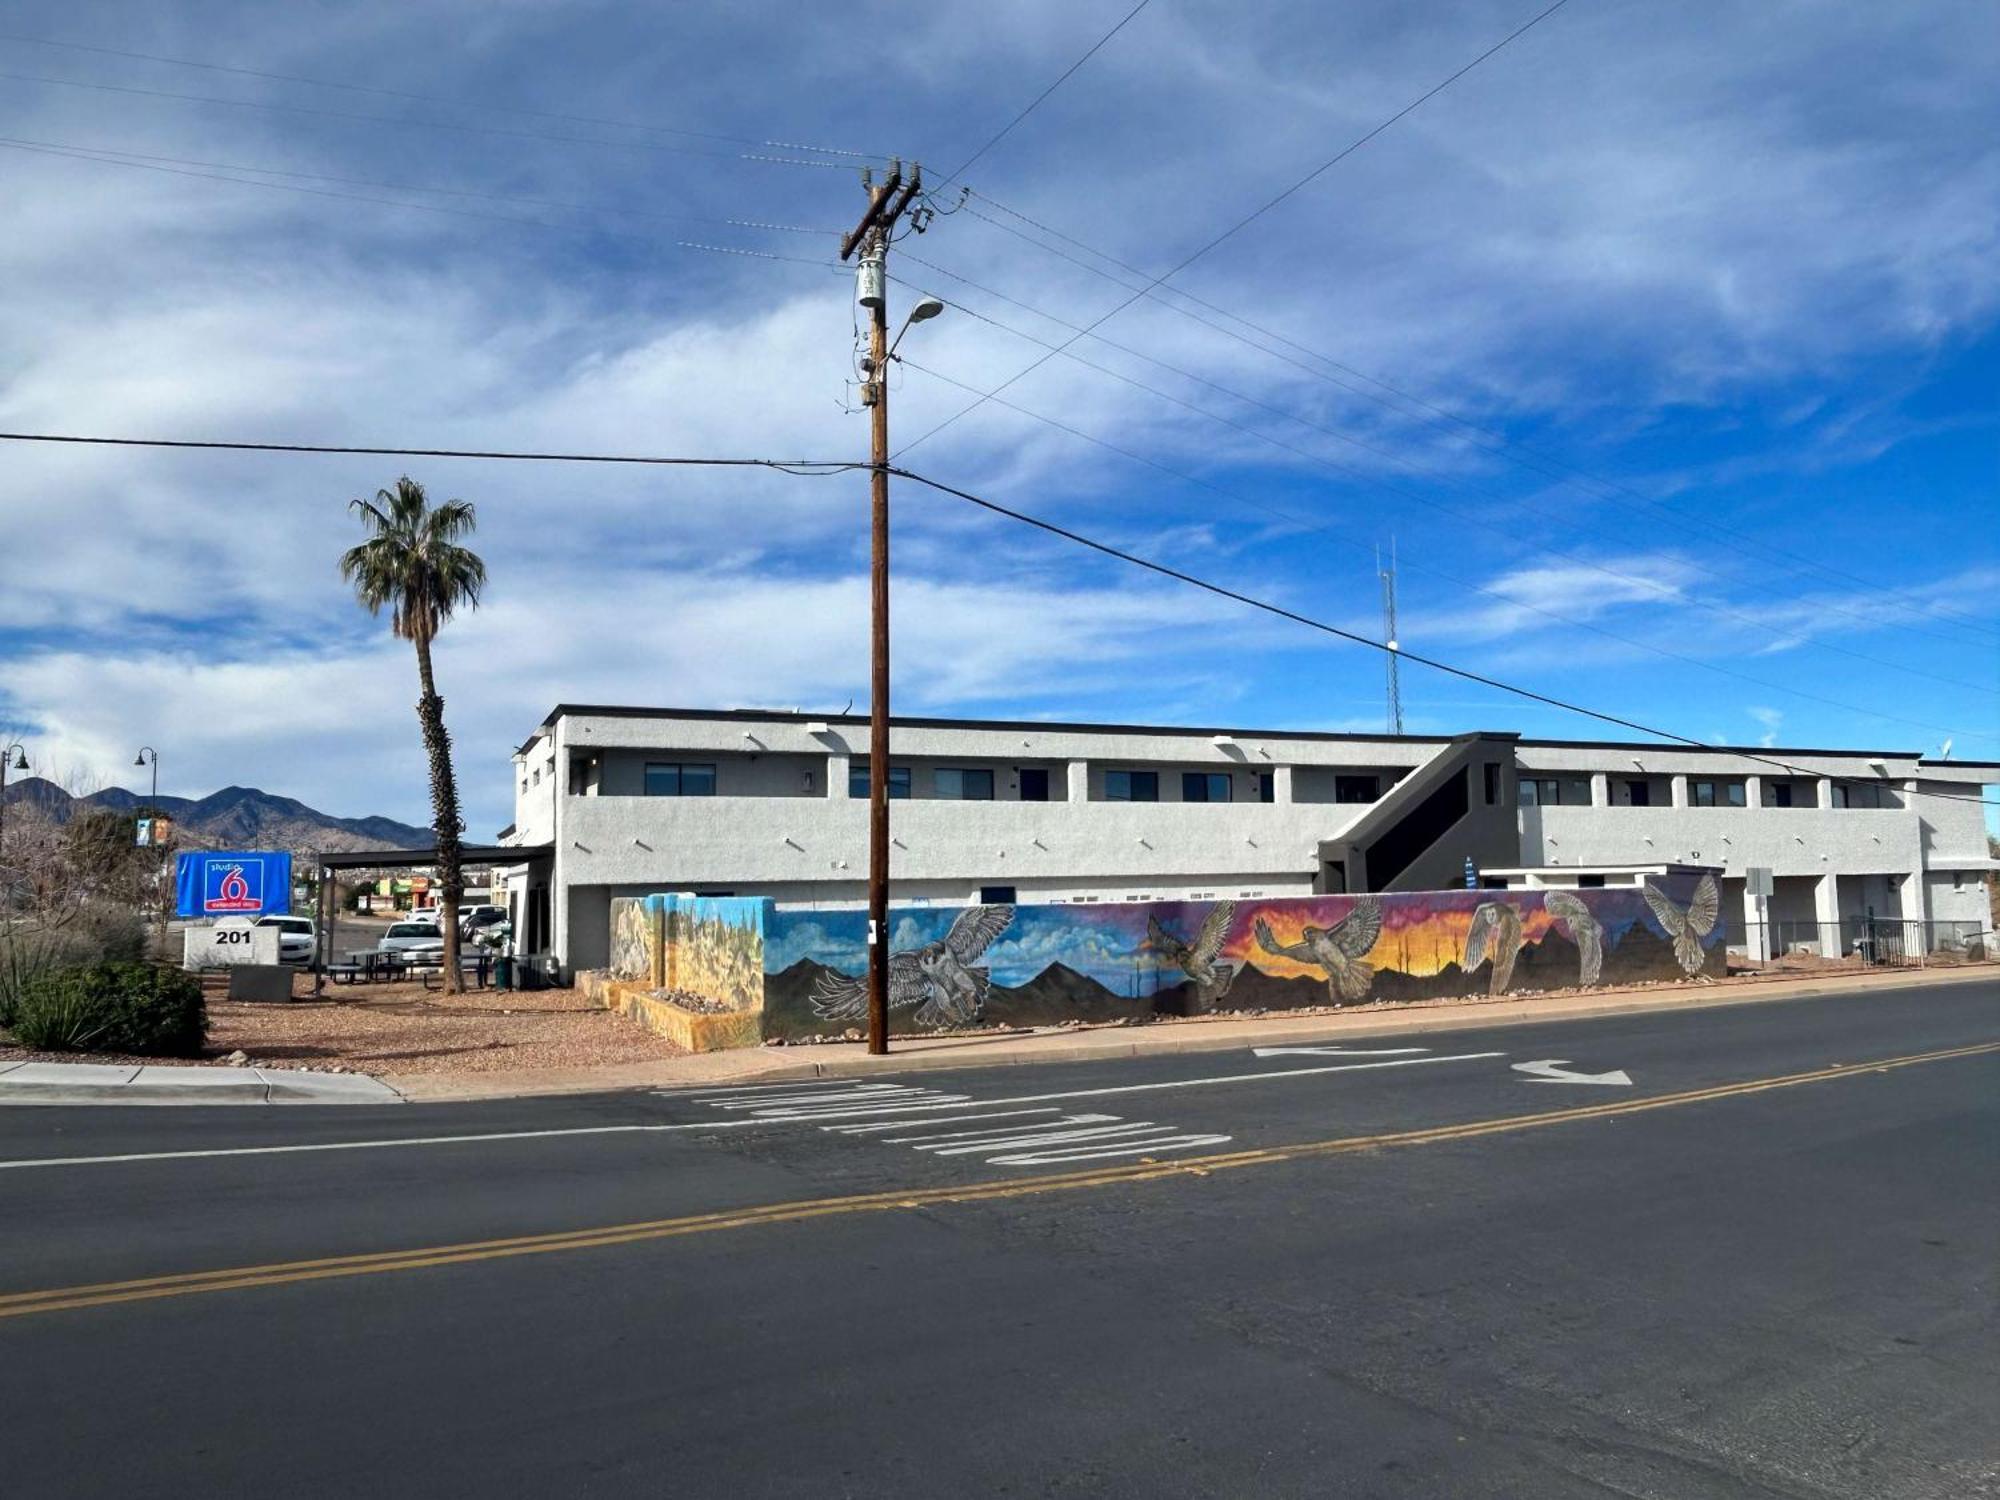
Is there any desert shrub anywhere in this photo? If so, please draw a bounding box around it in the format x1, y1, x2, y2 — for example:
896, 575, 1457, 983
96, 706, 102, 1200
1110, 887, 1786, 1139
0, 908, 149, 1029
10, 962, 207, 1056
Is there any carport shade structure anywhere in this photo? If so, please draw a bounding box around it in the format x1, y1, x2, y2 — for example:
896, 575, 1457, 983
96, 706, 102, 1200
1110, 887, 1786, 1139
309, 844, 552, 995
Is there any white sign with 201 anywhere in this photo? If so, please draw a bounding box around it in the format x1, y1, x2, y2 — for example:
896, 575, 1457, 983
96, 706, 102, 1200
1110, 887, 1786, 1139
183, 922, 281, 970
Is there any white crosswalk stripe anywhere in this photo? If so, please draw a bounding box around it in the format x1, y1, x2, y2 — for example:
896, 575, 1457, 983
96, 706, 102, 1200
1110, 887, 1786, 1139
658, 1079, 1233, 1167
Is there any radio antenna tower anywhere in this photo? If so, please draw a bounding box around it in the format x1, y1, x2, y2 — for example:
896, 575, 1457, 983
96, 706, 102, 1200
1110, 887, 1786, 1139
1378, 539, 1403, 735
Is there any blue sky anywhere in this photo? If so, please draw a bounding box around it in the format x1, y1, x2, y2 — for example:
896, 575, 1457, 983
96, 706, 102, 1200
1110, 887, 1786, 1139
0, 0, 1994, 837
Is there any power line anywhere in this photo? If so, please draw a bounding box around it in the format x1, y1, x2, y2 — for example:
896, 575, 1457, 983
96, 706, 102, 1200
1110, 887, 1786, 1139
886, 268, 1992, 697
0, 30, 884, 161
0, 424, 1986, 802
897, 0, 1576, 457
0, 68, 865, 171
885, 464, 1999, 809
895, 354, 1988, 740
0, 135, 839, 235
0, 138, 840, 270
957, 191, 2000, 647
0, 432, 863, 474
936, 0, 1154, 187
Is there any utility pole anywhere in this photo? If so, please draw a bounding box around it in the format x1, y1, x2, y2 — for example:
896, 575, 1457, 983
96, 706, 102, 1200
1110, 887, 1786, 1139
1378, 539, 1403, 735
841, 160, 922, 1056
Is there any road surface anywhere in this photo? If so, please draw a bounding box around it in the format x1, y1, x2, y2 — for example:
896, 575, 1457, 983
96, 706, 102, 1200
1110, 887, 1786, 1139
1, 979, 1994, 1497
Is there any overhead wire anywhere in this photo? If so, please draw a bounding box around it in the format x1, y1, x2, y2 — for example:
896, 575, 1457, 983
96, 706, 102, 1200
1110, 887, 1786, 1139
883, 464, 2000, 808
0, 425, 1988, 805
934, 0, 1154, 187
895, 0, 1578, 457
0, 31, 887, 161
956, 191, 2000, 647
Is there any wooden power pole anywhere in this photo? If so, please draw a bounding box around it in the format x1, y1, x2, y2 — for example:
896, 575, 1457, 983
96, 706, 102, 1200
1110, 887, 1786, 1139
841, 159, 922, 1056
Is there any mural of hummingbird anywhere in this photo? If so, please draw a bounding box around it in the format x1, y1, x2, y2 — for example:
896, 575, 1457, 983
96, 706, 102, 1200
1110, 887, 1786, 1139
1146, 901, 1238, 1008
1643, 874, 1721, 977
1253, 898, 1383, 1003
1542, 890, 1605, 986
1463, 901, 1526, 995
810, 904, 1016, 1028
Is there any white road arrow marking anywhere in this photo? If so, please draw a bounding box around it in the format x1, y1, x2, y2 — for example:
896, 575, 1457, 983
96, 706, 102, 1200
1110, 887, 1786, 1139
1512, 1059, 1632, 1087
1251, 1046, 1430, 1059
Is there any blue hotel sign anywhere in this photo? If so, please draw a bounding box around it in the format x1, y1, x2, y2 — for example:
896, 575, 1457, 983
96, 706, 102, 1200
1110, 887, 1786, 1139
175, 851, 292, 919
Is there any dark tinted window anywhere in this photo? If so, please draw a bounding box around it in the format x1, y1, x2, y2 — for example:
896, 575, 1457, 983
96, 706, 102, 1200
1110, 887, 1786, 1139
1105, 770, 1158, 802
645, 763, 716, 796
849, 762, 911, 799
1335, 775, 1379, 804
1770, 782, 1792, 807
1181, 772, 1232, 803
1483, 762, 1501, 805
1019, 768, 1049, 802
935, 768, 995, 800
1626, 779, 1650, 807
1258, 771, 1275, 804
978, 886, 1017, 905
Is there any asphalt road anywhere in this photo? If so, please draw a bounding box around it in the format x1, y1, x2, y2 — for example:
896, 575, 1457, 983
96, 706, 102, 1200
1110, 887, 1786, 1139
1, 979, 1995, 1498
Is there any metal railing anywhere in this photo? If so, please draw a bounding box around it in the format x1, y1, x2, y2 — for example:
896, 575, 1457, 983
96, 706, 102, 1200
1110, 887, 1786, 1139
1729, 919, 1995, 968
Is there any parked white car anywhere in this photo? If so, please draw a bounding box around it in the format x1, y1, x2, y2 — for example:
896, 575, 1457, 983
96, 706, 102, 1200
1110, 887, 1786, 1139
255, 915, 318, 966
377, 921, 446, 957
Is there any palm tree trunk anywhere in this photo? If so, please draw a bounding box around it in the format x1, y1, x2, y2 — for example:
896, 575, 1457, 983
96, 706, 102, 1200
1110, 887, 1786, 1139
413, 634, 465, 994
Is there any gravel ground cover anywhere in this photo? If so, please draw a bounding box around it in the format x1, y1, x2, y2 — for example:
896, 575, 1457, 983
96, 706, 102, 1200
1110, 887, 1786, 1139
1, 977, 684, 1075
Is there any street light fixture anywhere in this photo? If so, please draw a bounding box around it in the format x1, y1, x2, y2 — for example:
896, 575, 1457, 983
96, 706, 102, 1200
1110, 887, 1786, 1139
0, 741, 26, 860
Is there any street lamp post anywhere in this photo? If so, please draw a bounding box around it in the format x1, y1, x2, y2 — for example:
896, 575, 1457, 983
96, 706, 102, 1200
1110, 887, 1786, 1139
0, 741, 27, 863
134, 747, 163, 958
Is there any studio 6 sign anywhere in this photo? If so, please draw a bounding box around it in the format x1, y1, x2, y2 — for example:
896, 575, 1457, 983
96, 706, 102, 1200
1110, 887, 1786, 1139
174, 851, 293, 920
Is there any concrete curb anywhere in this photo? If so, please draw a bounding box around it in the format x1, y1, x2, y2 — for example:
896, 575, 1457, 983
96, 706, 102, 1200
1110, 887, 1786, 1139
385, 963, 1999, 1102
0, 1062, 406, 1107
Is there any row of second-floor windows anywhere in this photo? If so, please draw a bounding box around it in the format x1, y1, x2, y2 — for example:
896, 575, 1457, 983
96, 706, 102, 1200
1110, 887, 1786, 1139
848, 765, 1044, 801
644, 762, 717, 797
1107, 770, 1277, 803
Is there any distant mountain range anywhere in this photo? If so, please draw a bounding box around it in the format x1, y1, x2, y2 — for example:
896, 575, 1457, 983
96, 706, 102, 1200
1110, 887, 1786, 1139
1, 776, 431, 855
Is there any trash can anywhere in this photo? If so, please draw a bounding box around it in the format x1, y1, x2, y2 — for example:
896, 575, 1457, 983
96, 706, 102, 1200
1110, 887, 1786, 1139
493, 955, 516, 990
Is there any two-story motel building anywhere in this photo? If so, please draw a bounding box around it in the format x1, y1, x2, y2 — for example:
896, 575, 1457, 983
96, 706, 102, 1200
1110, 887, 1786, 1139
495, 705, 1997, 977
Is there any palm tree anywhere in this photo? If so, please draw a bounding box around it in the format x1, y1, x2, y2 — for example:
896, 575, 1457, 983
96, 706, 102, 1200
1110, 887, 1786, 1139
340, 478, 486, 993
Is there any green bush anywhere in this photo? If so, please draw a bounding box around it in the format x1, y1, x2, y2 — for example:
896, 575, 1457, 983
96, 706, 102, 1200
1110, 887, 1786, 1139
10, 962, 207, 1056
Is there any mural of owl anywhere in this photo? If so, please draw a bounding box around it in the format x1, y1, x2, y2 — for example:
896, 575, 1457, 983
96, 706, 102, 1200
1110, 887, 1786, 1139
1643, 874, 1721, 977
1542, 890, 1605, 986
810, 904, 1016, 1028
1464, 901, 1526, 995
1146, 901, 1238, 1009
1253, 898, 1382, 1003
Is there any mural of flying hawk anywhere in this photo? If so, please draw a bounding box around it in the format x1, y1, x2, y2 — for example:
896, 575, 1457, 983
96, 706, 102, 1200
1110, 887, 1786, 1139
1253, 898, 1382, 1003
1643, 874, 1721, 977
1147, 901, 1238, 1008
1542, 890, 1605, 986
809, 904, 1015, 1029
1463, 901, 1526, 995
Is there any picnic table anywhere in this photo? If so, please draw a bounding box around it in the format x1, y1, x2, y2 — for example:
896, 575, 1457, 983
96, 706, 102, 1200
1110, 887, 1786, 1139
327, 950, 426, 984
421, 952, 494, 991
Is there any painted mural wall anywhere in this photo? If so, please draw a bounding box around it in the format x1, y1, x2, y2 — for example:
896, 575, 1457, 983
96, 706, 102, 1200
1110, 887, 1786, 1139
758, 873, 1726, 1042
606, 892, 766, 1010
604, 876, 1725, 1044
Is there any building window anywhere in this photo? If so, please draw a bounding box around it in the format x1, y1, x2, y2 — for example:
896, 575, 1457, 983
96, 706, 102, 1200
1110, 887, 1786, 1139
1518, 777, 1563, 806
1724, 782, 1746, 807
1626, 780, 1650, 807
645, 762, 717, 797
978, 885, 1017, 905
531, 767, 540, 786
935, 768, 995, 801
1334, 775, 1380, 804
1577, 873, 1606, 888
1019, 768, 1049, 802
1692, 780, 1716, 808
1771, 782, 1793, 808
1181, 772, 1232, 803
1104, 770, 1159, 802
1483, 762, 1501, 805
1258, 771, 1275, 804
849, 762, 911, 799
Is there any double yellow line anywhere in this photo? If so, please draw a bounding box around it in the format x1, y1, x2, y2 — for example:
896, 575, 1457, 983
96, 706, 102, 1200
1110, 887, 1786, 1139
3, 1038, 1995, 1322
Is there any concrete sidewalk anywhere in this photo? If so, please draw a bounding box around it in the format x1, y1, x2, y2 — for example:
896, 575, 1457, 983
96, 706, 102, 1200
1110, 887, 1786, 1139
0, 1060, 404, 1106
389, 962, 1996, 1102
